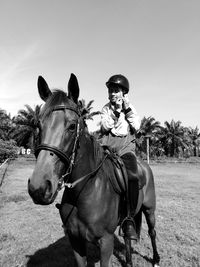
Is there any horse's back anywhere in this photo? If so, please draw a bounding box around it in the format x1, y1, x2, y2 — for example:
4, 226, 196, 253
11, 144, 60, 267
137, 158, 156, 210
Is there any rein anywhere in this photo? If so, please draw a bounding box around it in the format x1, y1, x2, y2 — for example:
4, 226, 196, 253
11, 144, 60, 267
62, 153, 108, 189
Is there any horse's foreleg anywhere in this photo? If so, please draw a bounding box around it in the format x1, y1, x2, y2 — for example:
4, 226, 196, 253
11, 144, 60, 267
99, 233, 114, 267
143, 207, 160, 266
68, 235, 87, 267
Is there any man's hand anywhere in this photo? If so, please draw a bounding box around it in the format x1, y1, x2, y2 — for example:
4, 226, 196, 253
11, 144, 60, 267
115, 97, 123, 112
122, 94, 130, 110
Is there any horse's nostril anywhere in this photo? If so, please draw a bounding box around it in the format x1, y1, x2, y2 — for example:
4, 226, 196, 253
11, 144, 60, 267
28, 179, 34, 194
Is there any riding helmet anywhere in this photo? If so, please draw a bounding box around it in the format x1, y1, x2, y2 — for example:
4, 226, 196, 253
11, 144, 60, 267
106, 74, 129, 94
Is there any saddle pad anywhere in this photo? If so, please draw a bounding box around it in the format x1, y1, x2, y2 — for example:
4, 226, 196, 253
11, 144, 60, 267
105, 151, 128, 195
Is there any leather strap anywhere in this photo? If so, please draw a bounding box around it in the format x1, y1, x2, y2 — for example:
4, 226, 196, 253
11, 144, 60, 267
35, 144, 71, 164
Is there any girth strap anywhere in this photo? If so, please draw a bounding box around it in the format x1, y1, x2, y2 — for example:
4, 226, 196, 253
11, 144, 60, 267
35, 144, 71, 164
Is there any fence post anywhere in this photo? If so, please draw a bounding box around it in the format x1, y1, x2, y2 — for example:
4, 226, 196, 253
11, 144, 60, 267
0, 158, 10, 187
145, 135, 151, 164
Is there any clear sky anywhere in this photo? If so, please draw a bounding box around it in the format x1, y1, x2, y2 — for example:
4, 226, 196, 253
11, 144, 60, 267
0, 0, 199, 131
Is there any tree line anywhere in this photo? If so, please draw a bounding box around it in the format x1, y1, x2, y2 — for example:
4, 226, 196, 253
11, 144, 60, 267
0, 101, 199, 162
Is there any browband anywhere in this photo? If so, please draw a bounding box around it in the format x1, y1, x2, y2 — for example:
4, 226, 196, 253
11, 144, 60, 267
52, 105, 80, 116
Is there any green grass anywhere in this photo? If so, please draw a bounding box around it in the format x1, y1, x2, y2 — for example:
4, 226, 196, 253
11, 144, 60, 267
0, 158, 200, 266
150, 163, 200, 267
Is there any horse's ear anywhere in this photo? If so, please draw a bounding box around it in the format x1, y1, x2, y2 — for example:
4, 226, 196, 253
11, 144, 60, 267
68, 73, 79, 103
37, 76, 52, 102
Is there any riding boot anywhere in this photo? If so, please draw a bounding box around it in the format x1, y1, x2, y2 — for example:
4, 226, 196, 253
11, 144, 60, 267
121, 152, 139, 240
122, 180, 139, 240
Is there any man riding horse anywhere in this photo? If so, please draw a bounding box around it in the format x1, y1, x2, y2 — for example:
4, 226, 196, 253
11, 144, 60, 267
29, 74, 160, 266
100, 74, 140, 240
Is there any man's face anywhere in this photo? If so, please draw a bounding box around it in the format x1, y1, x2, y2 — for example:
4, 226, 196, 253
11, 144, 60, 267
108, 85, 123, 104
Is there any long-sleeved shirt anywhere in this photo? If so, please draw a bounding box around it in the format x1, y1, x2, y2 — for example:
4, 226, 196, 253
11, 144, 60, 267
101, 102, 140, 137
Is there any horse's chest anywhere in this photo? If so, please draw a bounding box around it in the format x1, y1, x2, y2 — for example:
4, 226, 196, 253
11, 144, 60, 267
60, 178, 119, 241
61, 197, 118, 242
63, 210, 102, 242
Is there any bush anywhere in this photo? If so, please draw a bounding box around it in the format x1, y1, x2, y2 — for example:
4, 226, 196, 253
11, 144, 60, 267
0, 139, 18, 163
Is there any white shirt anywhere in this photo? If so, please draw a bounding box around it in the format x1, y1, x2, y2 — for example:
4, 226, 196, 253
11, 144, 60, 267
101, 102, 140, 137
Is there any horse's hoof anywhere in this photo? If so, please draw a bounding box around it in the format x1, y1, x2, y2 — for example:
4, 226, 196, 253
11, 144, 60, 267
154, 264, 160, 267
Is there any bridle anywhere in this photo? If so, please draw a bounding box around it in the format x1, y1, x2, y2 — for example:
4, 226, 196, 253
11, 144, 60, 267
35, 104, 81, 191
35, 103, 108, 194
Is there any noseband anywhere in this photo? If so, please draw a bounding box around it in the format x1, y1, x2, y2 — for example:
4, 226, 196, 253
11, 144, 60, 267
35, 104, 81, 188
35, 144, 72, 165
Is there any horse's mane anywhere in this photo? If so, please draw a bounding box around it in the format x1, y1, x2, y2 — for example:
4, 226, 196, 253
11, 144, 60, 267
86, 133, 104, 161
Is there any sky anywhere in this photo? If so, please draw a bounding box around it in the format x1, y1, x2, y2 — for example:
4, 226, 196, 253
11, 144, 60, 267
0, 0, 200, 131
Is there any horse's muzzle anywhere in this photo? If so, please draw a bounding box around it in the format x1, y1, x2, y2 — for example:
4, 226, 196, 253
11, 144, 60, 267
28, 178, 54, 205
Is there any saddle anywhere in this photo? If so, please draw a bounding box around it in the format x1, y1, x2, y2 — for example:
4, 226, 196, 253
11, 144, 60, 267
104, 148, 146, 195
105, 149, 128, 195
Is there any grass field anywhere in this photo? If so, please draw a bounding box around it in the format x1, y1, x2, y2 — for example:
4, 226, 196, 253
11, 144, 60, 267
0, 157, 199, 267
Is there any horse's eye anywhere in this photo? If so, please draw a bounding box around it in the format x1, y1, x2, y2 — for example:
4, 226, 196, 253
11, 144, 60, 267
68, 123, 76, 131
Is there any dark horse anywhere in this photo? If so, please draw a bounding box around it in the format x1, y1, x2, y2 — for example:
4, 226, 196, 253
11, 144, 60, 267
28, 74, 160, 267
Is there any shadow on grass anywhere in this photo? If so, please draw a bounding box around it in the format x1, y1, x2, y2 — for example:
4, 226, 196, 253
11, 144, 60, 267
26, 234, 152, 267
26, 236, 99, 267
26, 236, 76, 267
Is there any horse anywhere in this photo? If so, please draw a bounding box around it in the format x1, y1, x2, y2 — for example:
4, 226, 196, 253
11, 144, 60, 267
28, 74, 160, 267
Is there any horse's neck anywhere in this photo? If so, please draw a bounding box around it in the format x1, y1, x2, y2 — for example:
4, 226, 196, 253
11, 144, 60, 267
74, 131, 103, 173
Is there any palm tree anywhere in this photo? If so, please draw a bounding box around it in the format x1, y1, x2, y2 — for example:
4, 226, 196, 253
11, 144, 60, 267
11, 104, 41, 149
138, 116, 162, 137
136, 116, 163, 158
162, 120, 187, 157
78, 99, 101, 121
0, 109, 13, 140
186, 126, 200, 156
